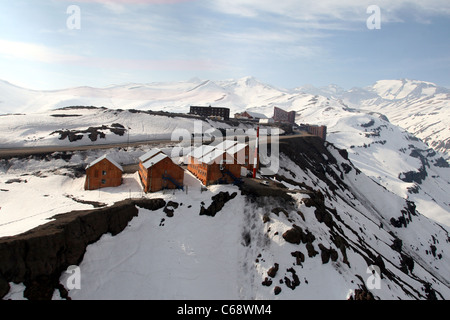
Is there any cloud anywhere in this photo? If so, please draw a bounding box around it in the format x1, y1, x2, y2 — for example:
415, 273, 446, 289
0, 38, 222, 73
208, 0, 450, 26
63, 0, 196, 14
0, 39, 82, 63
65, 0, 194, 4
79, 57, 221, 71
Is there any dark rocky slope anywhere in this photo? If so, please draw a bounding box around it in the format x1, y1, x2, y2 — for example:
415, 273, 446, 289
240, 136, 450, 299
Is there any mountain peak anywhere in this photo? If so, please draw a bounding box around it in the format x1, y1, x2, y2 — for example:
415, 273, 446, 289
237, 76, 260, 87
370, 79, 442, 100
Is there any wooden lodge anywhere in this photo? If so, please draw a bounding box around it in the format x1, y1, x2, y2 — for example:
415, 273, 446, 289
138, 149, 184, 193
187, 142, 248, 186
214, 140, 258, 171
84, 154, 123, 190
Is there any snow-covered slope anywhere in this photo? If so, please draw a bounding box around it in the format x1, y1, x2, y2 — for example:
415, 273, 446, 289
0, 76, 288, 116
242, 94, 450, 229
0, 99, 448, 229
352, 80, 449, 160
2, 77, 447, 160
298, 79, 450, 160
1, 135, 449, 300
0, 107, 245, 148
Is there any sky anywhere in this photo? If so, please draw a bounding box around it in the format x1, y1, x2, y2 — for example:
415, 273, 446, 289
0, 0, 449, 90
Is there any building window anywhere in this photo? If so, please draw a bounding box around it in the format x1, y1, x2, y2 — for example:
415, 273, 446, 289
102, 170, 107, 176
101, 179, 106, 184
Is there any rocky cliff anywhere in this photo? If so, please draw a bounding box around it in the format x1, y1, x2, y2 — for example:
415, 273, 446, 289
0, 198, 166, 300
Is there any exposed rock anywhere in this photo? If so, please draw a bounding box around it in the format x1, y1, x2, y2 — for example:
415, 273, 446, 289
274, 286, 282, 295
305, 242, 318, 258
399, 167, 427, 184
0, 273, 9, 298
341, 163, 352, 174
330, 233, 349, 265
163, 207, 174, 217
242, 231, 251, 247
271, 207, 289, 218
424, 283, 438, 300
400, 253, 415, 274
390, 238, 403, 253
51, 124, 125, 143
318, 243, 338, 264
291, 251, 305, 266
267, 263, 279, 278
166, 201, 179, 209
349, 288, 375, 300
284, 268, 300, 290
434, 157, 449, 168
296, 210, 305, 221
390, 216, 408, 228
262, 277, 272, 286
134, 198, 167, 211
163, 201, 179, 218
282, 224, 315, 245
373, 254, 386, 276
199, 192, 237, 217
282, 225, 303, 245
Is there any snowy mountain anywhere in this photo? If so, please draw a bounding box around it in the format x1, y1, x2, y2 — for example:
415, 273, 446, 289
1, 134, 449, 300
298, 79, 450, 160
0, 77, 449, 300
1, 77, 447, 161
0, 77, 448, 227
283, 101, 450, 228
0, 76, 286, 115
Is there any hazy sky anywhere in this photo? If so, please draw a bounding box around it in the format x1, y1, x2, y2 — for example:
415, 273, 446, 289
1, 0, 449, 90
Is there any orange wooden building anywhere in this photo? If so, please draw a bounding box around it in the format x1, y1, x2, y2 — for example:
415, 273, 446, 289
214, 140, 257, 171
138, 149, 184, 193
84, 154, 123, 190
187, 144, 243, 186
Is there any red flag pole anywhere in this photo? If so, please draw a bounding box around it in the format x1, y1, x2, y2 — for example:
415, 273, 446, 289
252, 126, 259, 178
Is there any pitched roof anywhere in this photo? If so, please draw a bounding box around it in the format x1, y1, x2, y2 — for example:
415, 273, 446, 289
142, 153, 168, 169
214, 140, 238, 151
188, 141, 249, 165
199, 148, 226, 165
139, 148, 163, 163
187, 145, 216, 159
86, 154, 123, 171
246, 111, 267, 119
225, 143, 247, 155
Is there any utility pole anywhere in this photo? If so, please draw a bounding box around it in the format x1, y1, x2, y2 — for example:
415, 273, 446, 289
252, 126, 259, 178
126, 126, 130, 151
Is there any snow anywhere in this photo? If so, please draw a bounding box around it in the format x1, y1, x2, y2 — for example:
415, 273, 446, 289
2, 135, 450, 300
1, 76, 447, 160
86, 154, 124, 171
142, 153, 168, 169
138, 148, 163, 163
291, 104, 450, 229
60, 184, 246, 300
0, 77, 449, 300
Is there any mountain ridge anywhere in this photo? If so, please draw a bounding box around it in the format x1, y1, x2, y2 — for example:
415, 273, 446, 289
0, 76, 448, 160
